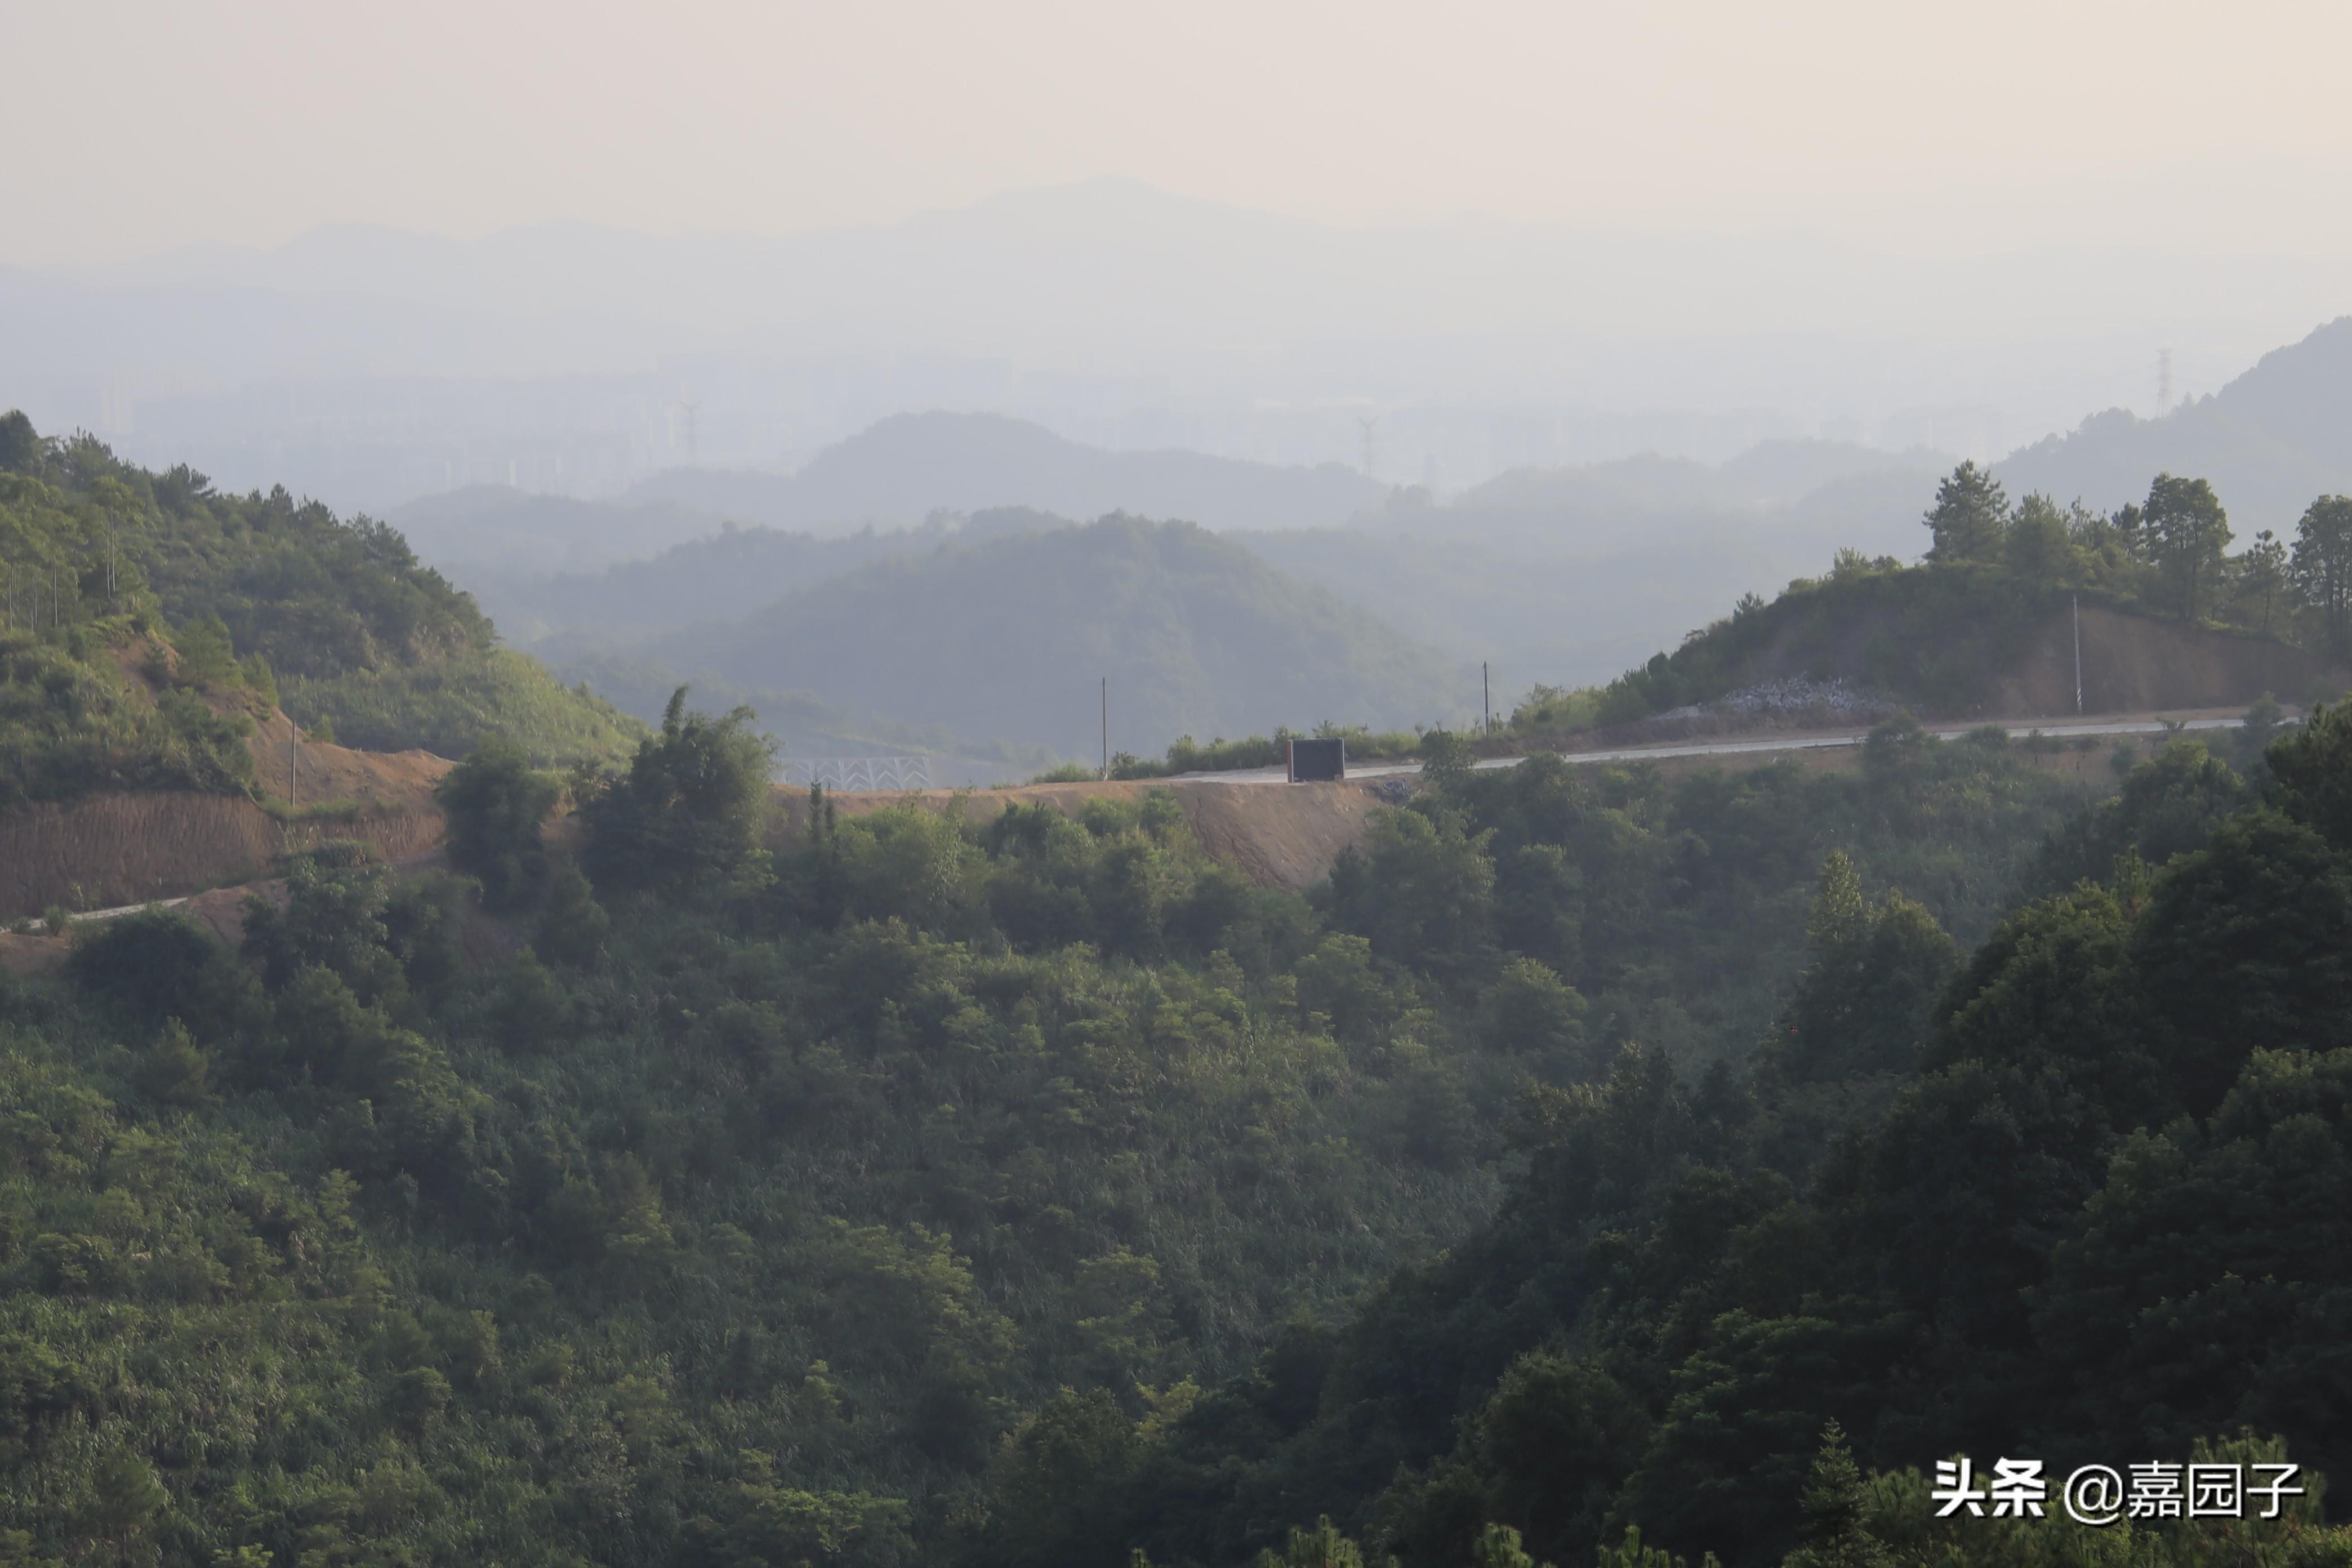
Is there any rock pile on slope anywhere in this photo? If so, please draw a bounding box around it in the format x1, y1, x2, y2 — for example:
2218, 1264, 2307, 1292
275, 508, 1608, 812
1660, 676, 1896, 721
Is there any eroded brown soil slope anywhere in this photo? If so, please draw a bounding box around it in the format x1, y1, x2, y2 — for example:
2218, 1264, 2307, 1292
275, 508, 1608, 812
0, 714, 450, 920
1988, 605, 2334, 714
1728, 600, 2338, 718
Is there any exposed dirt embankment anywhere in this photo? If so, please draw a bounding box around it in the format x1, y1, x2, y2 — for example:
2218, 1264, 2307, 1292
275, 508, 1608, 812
1988, 605, 2335, 714
1737, 600, 2337, 718
0, 718, 452, 921
247, 711, 453, 807
0, 792, 447, 921
776, 777, 1396, 892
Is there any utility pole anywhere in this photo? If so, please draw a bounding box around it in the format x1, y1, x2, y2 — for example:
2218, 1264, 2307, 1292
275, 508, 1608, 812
1100, 677, 1108, 779
2073, 595, 2083, 714
290, 720, 300, 813
1482, 662, 1491, 735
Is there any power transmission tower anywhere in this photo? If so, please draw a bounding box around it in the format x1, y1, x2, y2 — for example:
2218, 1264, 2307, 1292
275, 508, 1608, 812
1357, 416, 1379, 480
2156, 349, 2174, 416
680, 401, 701, 465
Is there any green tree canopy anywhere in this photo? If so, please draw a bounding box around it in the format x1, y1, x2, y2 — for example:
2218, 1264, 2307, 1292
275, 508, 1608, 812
583, 686, 776, 897
2234, 527, 2291, 634
0, 410, 39, 475
2142, 473, 2233, 621
2292, 494, 2352, 657
435, 738, 560, 910
1921, 462, 2009, 562
2001, 493, 2077, 586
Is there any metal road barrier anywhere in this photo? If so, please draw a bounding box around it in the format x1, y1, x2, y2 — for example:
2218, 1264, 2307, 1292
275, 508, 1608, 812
779, 757, 933, 791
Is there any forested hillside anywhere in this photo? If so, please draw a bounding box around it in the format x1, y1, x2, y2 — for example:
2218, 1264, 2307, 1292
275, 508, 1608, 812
0, 676, 2117, 1562
0, 412, 640, 779
8, 413, 2349, 1568
657, 514, 1471, 759
1510, 462, 2352, 736
386, 487, 747, 576
475, 509, 1063, 652
981, 715, 2352, 1568
1080, 461, 2344, 781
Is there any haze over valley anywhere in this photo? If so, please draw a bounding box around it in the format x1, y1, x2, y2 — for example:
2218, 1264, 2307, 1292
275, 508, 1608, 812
14, 180, 2351, 514
378, 317, 2352, 765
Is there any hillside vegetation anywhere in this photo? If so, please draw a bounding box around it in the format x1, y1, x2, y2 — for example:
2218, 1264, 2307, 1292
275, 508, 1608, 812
0, 412, 640, 781
994, 712, 2352, 1568
9, 423, 2350, 1568
1077, 463, 2344, 781
1532, 461, 2350, 733
658, 514, 1471, 759
279, 650, 643, 769
0, 676, 2120, 1562
475, 509, 1063, 652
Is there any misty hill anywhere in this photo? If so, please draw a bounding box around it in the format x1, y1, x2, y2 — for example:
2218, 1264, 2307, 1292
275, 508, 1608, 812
449, 430, 1965, 715
656, 515, 1469, 758
386, 485, 727, 574
1242, 441, 1952, 692
381, 412, 1384, 576
1445, 438, 1950, 515
1997, 316, 2352, 531
622, 411, 1387, 534
480, 508, 1065, 650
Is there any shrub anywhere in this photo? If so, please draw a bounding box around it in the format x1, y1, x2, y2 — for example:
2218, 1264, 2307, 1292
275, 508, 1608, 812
435, 740, 559, 910
582, 688, 775, 898
66, 907, 255, 1044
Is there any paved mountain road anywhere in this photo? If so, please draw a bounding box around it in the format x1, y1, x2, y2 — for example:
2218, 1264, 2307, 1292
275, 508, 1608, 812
61, 714, 2262, 924
1170, 714, 2259, 785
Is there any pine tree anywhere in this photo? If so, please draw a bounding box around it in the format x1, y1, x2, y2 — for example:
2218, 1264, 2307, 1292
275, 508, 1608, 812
1784, 1422, 1889, 1568
1471, 1522, 1542, 1568
2142, 474, 2233, 622
2292, 495, 2352, 657
1922, 462, 2009, 562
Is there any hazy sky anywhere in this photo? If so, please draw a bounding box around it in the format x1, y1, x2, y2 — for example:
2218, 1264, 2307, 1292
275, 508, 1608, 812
10, 0, 2352, 265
